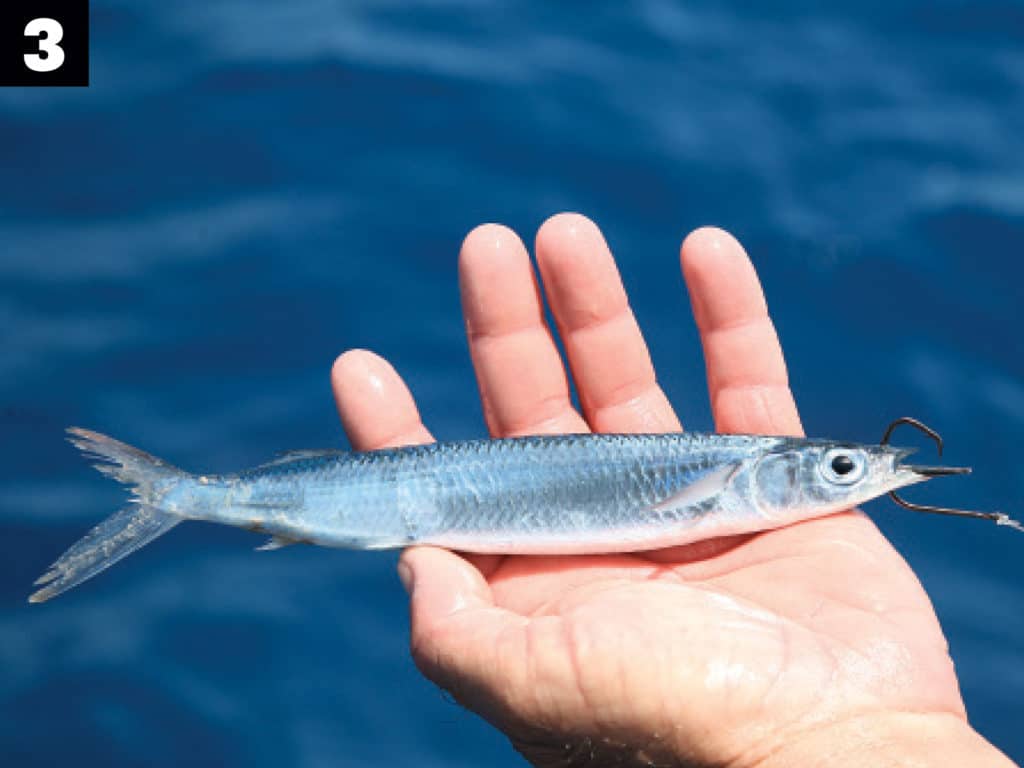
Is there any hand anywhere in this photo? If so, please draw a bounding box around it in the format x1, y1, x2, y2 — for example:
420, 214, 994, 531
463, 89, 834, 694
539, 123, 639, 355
330, 215, 1013, 767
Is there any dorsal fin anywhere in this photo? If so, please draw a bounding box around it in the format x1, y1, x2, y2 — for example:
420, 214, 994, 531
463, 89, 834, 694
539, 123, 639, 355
256, 449, 347, 469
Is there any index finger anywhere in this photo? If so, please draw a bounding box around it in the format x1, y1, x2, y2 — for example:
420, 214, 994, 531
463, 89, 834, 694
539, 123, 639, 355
331, 350, 434, 449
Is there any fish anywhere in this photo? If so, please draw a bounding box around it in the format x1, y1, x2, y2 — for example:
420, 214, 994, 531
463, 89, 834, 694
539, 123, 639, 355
29, 426, 1018, 603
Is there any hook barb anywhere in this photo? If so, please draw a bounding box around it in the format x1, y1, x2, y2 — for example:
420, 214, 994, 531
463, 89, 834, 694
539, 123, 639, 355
880, 416, 1022, 531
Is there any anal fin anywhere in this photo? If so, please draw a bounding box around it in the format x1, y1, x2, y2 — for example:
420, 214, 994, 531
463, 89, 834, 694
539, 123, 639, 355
255, 536, 298, 551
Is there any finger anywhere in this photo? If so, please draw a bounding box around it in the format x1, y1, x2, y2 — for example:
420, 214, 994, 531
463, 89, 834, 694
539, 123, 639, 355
680, 227, 803, 437
460, 223, 588, 437
331, 349, 434, 449
535, 213, 681, 433
332, 350, 505, 575
332, 350, 505, 576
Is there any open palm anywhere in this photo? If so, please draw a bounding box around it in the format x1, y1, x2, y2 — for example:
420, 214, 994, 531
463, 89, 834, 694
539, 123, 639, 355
331, 216, 972, 767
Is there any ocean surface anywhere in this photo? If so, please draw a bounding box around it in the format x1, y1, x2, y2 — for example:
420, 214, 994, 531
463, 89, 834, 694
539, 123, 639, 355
1, 1, 1022, 765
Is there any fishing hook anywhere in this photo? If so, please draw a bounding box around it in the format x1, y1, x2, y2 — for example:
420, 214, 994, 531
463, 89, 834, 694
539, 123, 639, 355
881, 416, 1022, 531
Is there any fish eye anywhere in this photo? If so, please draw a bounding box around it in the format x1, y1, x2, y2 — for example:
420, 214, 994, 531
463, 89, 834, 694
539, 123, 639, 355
832, 454, 855, 475
820, 448, 867, 485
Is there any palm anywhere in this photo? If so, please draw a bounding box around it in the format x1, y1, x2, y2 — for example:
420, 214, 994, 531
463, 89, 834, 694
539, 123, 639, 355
476, 516, 959, 764
331, 215, 964, 766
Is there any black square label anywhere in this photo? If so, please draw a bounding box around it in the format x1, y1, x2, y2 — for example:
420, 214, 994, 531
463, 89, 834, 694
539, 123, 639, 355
0, 0, 89, 86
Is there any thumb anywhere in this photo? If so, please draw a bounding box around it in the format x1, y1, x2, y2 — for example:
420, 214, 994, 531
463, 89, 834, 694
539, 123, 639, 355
398, 546, 529, 723
398, 545, 493, 618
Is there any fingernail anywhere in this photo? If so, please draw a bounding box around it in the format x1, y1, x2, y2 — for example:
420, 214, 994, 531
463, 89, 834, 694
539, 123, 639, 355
397, 561, 414, 595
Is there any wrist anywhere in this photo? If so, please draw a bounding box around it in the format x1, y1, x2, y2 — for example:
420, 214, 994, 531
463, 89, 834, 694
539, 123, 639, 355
757, 711, 1016, 768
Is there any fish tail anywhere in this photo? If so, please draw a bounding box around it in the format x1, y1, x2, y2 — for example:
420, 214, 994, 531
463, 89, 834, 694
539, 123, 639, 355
29, 428, 190, 603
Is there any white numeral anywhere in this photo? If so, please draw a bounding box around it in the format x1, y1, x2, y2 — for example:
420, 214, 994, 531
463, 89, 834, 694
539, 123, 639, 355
24, 18, 66, 73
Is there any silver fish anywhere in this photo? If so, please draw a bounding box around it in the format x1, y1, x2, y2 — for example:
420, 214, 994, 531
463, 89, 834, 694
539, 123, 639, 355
29, 426, 1016, 603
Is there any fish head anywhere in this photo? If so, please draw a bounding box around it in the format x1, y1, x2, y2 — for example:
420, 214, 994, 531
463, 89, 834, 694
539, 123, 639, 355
748, 441, 969, 522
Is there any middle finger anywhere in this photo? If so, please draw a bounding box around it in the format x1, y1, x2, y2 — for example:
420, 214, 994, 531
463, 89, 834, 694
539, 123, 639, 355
460, 223, 589, 438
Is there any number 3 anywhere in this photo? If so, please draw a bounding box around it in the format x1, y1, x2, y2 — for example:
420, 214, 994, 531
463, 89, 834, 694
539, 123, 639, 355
24, 18, 65, 73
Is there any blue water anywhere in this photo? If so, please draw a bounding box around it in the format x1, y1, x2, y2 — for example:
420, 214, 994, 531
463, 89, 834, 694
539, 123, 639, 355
2, 1, 1022, 764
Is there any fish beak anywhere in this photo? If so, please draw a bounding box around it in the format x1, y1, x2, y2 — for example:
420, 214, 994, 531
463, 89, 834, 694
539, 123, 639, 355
891, 447, 971, 479
903, 464, 972, 477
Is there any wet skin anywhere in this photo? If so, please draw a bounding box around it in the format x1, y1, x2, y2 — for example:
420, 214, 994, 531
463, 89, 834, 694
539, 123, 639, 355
330, 215, 1014, 768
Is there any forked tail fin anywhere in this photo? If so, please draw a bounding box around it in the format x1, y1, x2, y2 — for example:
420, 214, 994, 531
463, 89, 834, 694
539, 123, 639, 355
29, 428, 189, 603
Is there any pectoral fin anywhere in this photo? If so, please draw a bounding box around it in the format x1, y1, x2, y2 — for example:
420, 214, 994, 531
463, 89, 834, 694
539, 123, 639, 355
649, 464, 738, 513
